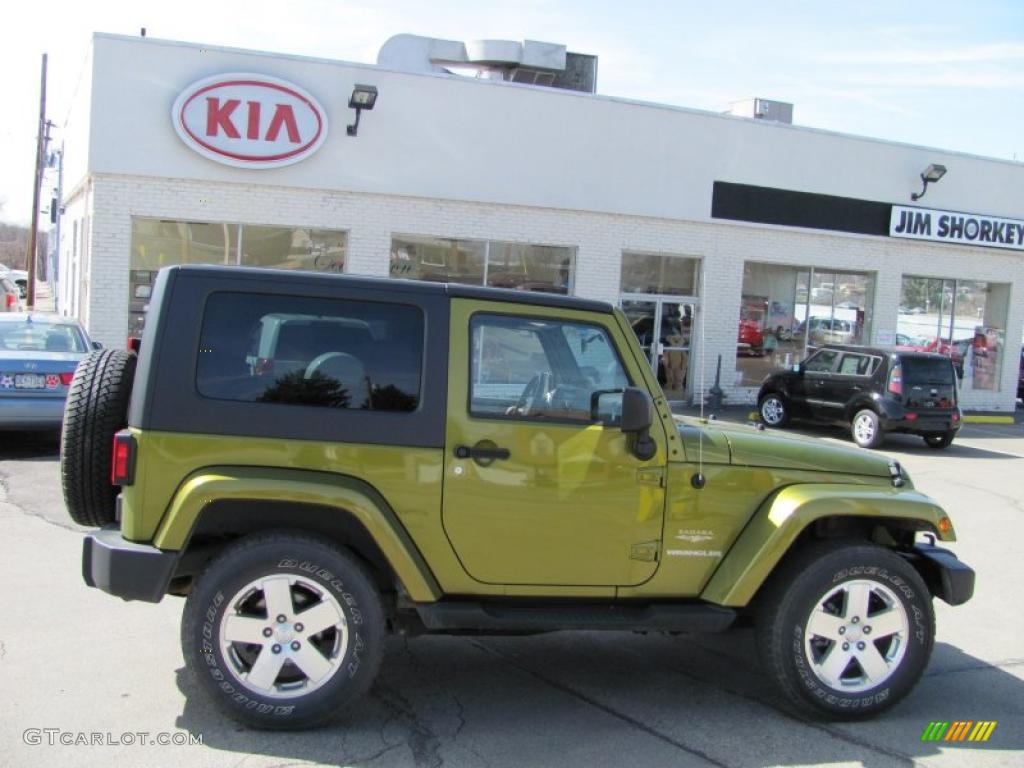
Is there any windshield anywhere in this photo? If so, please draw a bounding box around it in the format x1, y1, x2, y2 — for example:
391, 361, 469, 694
0, 322, 89, 353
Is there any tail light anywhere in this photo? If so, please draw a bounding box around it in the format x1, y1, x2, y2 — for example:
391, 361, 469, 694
887, 362, 903, 396
4, 293, 14, 308
111, 430, 136, 486
59, 371, 76, 386
254, 357, 273, 376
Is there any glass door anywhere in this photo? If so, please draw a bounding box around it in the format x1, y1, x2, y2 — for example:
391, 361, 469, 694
621, 297, 696, 402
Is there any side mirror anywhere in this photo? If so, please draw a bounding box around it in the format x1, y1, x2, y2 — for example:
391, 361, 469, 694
621, 387, 657, 461
620, 387, 653, 433
92, 341, 103, 350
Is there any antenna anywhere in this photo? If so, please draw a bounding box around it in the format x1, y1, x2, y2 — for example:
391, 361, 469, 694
692, 266, 706, 489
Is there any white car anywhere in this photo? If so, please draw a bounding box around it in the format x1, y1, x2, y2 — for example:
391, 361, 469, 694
0, 264, 28, 298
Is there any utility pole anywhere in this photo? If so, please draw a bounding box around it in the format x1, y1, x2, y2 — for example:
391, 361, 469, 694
27, 53, 49, 311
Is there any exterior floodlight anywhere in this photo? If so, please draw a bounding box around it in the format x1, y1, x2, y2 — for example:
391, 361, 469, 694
911, 163, 947, 201
347, 85, 378, 136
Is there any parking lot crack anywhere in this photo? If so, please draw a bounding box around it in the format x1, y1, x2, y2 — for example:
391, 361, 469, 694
620, 640, 922, 767
372, 681, 443, 768
468, 639, 733, 768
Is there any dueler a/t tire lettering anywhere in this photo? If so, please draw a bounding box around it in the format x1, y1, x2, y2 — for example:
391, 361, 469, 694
60, 349, 137, 527
181, 531, 385, 730
756, 540, 934, 719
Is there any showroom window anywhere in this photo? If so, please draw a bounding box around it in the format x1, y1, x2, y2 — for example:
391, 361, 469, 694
898, 276, 1009, 391
390, 236, 575, 294
620, 253, 699, 296
129, 218, 347, 335
734, 263, 875, 387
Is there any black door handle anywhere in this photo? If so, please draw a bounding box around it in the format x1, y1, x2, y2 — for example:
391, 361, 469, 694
454, 442, 510, 466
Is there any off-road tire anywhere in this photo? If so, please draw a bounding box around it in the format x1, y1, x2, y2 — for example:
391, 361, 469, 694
757, 540, 934, 719
182, 531, 385, 730
60, 349, 137, 527
851, 409, 885, 449
923, 432, 955, 450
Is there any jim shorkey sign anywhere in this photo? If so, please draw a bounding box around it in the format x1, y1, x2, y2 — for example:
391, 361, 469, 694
890, 205, 1024, 251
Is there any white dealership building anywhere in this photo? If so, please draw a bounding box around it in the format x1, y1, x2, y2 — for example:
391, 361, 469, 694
57, 33, 1024, 410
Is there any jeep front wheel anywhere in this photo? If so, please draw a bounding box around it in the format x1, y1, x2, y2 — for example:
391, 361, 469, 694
182, 531, 384, 729
757, 541, 934, 719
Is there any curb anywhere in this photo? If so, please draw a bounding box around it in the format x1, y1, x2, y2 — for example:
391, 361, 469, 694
962, 414, 1016, 424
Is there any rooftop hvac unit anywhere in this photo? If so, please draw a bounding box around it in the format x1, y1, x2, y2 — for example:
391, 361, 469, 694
727, 98, 794, 124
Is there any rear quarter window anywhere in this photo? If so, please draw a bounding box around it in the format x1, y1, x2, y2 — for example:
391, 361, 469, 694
196, 292, 423, 412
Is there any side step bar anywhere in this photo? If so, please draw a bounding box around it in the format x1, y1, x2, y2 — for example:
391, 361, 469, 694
414, 601, 736, 633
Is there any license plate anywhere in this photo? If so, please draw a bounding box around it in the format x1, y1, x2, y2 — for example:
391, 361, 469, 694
14, 373, 47, 389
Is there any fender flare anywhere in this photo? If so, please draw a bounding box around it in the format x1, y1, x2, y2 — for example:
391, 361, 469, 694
151, 465, 441, 602
700, 483, 954, 607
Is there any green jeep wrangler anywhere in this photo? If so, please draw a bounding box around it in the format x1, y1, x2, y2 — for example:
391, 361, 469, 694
61, 265, 974, 729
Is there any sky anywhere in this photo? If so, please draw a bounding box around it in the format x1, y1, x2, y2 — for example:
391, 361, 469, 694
1, 0, 1022, 226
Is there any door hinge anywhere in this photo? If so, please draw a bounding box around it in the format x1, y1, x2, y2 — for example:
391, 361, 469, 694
631, 540, 660, 562
636, 467, 665, 487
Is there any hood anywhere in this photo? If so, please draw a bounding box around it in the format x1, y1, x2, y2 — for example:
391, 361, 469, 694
674, 416, 892, 478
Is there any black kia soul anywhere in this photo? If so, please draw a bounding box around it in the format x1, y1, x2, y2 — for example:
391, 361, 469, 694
758, 345, 962, 449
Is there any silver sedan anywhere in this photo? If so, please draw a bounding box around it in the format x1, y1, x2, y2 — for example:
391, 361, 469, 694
0, 314, 101, 431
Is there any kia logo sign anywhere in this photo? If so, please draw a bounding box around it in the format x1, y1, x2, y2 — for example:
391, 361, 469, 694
172, 73, 328, 168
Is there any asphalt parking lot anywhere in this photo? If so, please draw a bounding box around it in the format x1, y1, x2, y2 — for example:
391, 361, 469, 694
1, 419, 1022, 768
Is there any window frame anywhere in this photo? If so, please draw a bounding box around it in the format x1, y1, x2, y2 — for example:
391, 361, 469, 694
466, 311, 633, 428
137, 268, 449, 449
836, 352, 881, 377
195, 291, 425, 413
803, 348, 840, 374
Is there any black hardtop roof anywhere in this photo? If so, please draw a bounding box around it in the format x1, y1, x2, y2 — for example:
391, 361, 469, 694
166, 264, 614, 314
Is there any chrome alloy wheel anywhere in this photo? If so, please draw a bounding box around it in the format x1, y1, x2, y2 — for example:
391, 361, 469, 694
760, 395, 786, 426
853, 413, 877, 444
803, 579, 909, 693
219, 574, 349, 699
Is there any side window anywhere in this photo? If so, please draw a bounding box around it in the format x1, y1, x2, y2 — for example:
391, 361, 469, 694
804, 349, 839, 373
841, 353, 880, 376
196, 292, 423, 411
469, 314, 629, 423
838, 353, 867, 376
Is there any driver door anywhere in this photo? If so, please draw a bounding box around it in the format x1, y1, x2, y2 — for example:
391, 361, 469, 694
441, 299, 667, 588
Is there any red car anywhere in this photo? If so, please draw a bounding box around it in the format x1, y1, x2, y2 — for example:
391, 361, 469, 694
737, 319, 765, 354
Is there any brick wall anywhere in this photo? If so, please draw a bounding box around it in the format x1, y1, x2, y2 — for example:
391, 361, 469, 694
81, 173, 1024, 411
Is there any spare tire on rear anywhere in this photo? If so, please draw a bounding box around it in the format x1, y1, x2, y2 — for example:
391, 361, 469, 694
61, 349, 137, 527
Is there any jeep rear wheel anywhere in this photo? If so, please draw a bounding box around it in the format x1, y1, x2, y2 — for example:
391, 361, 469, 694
851, 409, 884, 449
757, 541, 934, 719
759, 393, 789, 427
60, 349, 137, 527
182, 531, 384, 730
